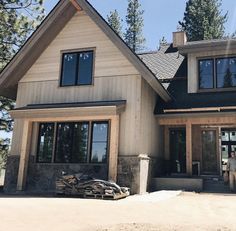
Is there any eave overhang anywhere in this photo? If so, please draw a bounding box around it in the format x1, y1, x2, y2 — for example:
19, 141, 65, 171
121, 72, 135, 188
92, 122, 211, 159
0, 0, 77, 99
178, 39, 236, 55
10, 100, 126, 120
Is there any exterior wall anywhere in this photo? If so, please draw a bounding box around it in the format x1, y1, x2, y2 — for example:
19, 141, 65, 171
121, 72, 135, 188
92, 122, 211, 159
6, 10, 162, 194
139, 78, 161, 157
188, 48, 236, 93
11, 11, 142, 158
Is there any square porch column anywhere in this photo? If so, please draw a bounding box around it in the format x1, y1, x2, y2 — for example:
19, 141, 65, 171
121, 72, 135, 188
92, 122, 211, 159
186, 122, 192, 175
17, 120, 32, 191
108, 115, 120, 182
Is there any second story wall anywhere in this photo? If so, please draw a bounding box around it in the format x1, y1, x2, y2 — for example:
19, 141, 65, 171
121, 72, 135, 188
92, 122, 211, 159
17, 10, 139, 106
188, 48, 236, 93
12, 10, 147, 157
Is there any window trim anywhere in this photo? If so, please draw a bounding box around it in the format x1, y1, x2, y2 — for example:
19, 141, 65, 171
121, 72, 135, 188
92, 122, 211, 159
197, 55, 236, 92
59, 47, 96, 87
36, 120, 110, 165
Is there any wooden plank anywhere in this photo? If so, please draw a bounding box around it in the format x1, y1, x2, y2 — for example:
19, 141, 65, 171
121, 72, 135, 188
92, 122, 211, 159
17, 120, 32, 191
186, 122, 192, 176
108, 115, 120, 182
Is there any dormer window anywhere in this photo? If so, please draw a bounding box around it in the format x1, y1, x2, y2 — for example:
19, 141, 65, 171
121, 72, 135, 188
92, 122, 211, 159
60, 50, 94, 86
199, 57, 236, 90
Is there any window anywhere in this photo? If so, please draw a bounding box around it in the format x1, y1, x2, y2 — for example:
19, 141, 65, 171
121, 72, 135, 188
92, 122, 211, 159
199, 57, 236, 90
90, 122, 108, 163
37, 123, 54, 163
36, 121, 109, 164
216, 58, 236, 88
60, 50, 94, 86
199, 59, 214, 89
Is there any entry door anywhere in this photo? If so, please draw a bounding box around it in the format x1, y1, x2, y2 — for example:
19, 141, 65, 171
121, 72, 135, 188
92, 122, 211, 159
169, 129, 186, 174
201, 130, 218, 175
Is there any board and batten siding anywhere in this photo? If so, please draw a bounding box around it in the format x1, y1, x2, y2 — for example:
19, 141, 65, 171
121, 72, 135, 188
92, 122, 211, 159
11, 11, 147, 158
139, 78, 161, 157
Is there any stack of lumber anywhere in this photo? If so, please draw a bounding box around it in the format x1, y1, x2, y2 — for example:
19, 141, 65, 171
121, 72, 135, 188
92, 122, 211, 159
56, 173, 130, 200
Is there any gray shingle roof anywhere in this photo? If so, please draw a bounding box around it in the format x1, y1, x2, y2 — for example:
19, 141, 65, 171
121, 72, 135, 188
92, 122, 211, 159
138, 44, 186, 80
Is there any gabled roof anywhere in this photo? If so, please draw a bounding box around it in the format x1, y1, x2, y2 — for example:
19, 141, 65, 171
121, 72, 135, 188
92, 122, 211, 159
0, 0, 171, 102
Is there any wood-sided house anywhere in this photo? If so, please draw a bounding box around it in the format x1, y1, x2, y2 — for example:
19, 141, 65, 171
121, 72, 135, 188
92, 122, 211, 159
1, 0, 236, 194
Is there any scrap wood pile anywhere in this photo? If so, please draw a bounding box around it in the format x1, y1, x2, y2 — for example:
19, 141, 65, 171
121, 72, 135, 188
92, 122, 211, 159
56, 173, 130, 200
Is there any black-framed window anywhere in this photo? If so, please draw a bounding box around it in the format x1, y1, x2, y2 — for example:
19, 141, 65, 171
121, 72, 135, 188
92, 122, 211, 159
90, 122, 108, 163
37, 123, 55, 163
60, 50, 94, 86
36, 121, 109, 164
199, 59, 214, 89
55, 122, 89, 163
199, 57, 236, 90
216, 57, 236, 88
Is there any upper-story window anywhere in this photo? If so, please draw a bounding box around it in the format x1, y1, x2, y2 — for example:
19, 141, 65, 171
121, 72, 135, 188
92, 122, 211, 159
60, 50, 94, 86
199, 57, 236, 90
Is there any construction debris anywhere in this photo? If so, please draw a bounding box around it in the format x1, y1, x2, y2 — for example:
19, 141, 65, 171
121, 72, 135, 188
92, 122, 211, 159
56, 173, 130, 200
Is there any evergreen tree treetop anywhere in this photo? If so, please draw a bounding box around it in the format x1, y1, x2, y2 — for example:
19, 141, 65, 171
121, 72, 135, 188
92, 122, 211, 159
107, 9, 123, 37
124, 0, 145, 52
179, 0, 227, 41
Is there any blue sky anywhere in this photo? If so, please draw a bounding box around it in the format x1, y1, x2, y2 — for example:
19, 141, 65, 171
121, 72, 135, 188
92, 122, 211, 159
1, 0, 236, 140
44, 0, 236, 51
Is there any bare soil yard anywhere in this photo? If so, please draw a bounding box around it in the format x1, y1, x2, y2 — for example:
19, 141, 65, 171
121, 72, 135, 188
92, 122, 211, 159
0, 191, 236, 231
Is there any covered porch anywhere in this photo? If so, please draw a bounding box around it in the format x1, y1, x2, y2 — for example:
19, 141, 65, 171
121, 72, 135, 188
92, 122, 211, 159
154, 110, 236, 192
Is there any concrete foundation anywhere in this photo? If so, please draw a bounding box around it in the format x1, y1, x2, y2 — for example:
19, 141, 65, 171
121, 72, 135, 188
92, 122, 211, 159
151, 177, 203, 192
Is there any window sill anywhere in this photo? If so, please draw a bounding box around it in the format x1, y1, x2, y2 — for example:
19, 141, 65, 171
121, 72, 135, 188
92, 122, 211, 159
197, 87, 236, 94
34, 162, 108, 165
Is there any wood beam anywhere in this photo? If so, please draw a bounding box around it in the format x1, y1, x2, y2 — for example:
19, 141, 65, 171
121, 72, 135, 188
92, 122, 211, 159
186, 122, 192, 176
108, 115, 120, 182
158, 115, 236, 126
69, 0, 82, 11
17, 120, 32, 191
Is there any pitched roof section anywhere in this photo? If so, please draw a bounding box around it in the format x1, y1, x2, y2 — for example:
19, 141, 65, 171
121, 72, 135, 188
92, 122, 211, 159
139, 44, 186, 82
0, 0, 76, 99
0, 0, 171, 102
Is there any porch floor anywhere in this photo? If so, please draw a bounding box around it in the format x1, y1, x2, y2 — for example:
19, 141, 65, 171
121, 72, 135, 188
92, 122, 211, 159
151, 176, 232, 193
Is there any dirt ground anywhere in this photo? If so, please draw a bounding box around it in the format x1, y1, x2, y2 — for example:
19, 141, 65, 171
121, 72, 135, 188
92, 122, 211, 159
0, 191, 236, 231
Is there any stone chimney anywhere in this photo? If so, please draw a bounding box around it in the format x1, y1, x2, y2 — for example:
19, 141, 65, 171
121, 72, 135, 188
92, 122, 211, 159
173, 31, 187, 48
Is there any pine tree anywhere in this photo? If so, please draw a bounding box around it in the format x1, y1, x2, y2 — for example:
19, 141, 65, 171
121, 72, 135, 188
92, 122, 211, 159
107, 10, 123, 37
179, 0, 227, 41
0, 0, 45, 168
124, 0, 145, 52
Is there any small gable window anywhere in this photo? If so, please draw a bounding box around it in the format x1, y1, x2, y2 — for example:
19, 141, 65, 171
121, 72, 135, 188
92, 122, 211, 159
199, 57, 236, 90
60, 50, 94, 86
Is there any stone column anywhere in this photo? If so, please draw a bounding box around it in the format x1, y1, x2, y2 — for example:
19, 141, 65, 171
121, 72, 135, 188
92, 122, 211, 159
138, 154, 150, 194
